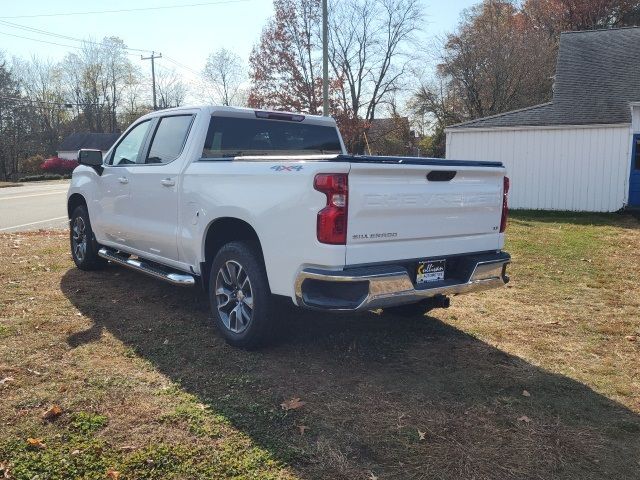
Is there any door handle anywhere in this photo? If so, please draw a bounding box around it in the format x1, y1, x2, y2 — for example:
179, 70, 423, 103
117, 176, 129, 184
161, 178, 175, 187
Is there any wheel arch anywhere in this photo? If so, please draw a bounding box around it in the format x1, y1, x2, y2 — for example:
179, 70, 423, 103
201, 217, 266, 286
67, 193, 87, 218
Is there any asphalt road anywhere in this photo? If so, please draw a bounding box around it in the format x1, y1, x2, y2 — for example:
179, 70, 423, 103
0, 180, 70, 233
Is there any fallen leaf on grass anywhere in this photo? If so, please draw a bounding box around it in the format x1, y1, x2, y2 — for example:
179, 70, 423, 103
625, 335, 637, 342
417, 429, 426, 441
297, 425, 308, 435
517, 415, 532, 423
106, 469, 120, 479
26, 438, 46, 449
281, 398, 305, 411
522, 390, 531, 397
0, 377, 14, 386
42, 405, 63, 421
71, 449, 81, 456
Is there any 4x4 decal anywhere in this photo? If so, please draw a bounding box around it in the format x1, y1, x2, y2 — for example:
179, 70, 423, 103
271, 165, 303, 172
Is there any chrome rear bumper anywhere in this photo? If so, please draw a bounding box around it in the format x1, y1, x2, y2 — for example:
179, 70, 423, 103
294, 252, 510, 312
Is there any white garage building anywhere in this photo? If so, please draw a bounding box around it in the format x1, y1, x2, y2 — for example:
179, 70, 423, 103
446, 27, 640, 212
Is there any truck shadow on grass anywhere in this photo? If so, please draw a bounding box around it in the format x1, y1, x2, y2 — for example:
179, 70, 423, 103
60, 267, 640, 480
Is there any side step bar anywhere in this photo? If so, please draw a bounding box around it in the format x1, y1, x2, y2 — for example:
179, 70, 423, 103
98, 247, 195, 287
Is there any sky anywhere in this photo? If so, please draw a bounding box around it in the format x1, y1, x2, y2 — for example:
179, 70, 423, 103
0, 0, 477, 92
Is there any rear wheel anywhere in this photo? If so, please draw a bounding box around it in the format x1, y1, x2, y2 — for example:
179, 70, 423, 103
208, 241, 272, 348
69, 205, 106, 271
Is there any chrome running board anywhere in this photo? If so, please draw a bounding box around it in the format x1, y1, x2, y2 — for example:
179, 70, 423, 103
98, 247, 195, 287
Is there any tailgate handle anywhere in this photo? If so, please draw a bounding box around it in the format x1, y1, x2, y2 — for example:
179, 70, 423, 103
427, 170, 456, 182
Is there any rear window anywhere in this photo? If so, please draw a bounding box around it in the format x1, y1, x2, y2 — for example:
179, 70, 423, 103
202, 116, 342, 158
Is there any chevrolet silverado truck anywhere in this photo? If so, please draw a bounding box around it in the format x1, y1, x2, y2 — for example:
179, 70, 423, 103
67, 106, 510, 347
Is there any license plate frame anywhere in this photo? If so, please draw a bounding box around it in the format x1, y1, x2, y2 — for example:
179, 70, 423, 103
416, 259, 446, 285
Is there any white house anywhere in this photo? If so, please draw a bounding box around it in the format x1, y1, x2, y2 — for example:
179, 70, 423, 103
57, 132, 120, 161
445, 27, 640, 212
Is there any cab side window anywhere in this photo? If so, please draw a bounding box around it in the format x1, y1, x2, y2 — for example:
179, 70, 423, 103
110, 120, 151, 166
145, 115, 194, 164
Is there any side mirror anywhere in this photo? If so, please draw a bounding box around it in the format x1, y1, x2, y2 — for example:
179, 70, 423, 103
78, 149, 103, 167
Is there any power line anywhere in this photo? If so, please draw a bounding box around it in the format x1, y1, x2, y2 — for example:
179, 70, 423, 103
0, 0, 251, 20
0, 95, 93, 107
0, 19, 153, 53
0, 29, 140, 57
163, 56, 204, 77
0, 30, 86, 51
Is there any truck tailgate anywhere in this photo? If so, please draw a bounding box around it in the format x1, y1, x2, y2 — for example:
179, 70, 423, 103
346, 161, 506, 265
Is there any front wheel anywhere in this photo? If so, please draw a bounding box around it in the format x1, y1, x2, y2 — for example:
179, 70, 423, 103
69, 205, 106, 271
208, 241, 273, 348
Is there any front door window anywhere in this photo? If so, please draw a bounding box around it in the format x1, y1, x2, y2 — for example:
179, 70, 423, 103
110, 121, 151, 166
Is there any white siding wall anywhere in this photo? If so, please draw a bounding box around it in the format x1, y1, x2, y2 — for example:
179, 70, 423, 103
57, 150, 110, 161
446, 125, 632, 212
57, 151, 77, 161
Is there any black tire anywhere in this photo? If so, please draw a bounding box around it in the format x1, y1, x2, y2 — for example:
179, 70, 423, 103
381, 302, 428, 318
69, 205, 106, 271
208, 241, 273, 348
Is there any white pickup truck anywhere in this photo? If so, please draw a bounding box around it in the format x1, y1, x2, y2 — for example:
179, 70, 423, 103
67, 106, 510, 347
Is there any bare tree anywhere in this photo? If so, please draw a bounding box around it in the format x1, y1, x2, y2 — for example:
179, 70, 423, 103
14, 56, 70, 154
0, 54, 36, 180
155, 68, 187, 109
203, 48, 244, 106
59, 37, 134, 132
102, 37, 135, 132
408, 77, 464, 157
120, 70, 150, 127
328, 0, 423, 122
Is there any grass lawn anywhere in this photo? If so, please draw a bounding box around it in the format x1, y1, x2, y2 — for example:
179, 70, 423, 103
0, 211, 638, 479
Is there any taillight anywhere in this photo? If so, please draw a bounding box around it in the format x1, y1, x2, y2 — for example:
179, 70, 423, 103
314, 173, 348, 244
500, 176, 509, 233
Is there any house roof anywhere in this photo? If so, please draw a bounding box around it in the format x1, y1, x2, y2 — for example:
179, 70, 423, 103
58, 132, 120, 151
449, 27, 640, 129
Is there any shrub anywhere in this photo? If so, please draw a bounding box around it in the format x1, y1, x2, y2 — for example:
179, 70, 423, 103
41, 156, 78, 174
20, 154, 45, 174
19, 174, 65, 182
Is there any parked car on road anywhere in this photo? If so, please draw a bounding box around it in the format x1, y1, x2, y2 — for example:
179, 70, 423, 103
67, 106, 511, 347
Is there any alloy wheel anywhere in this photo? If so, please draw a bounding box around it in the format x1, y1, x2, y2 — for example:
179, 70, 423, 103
72, 216, 87, 263
215, 260, 254, 334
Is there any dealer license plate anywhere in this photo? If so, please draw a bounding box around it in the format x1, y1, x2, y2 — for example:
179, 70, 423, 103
416, 259, 446, 285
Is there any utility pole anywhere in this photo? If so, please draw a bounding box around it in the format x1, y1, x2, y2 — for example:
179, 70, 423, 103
141, 51, 162, 110
322, 0, 329, 116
